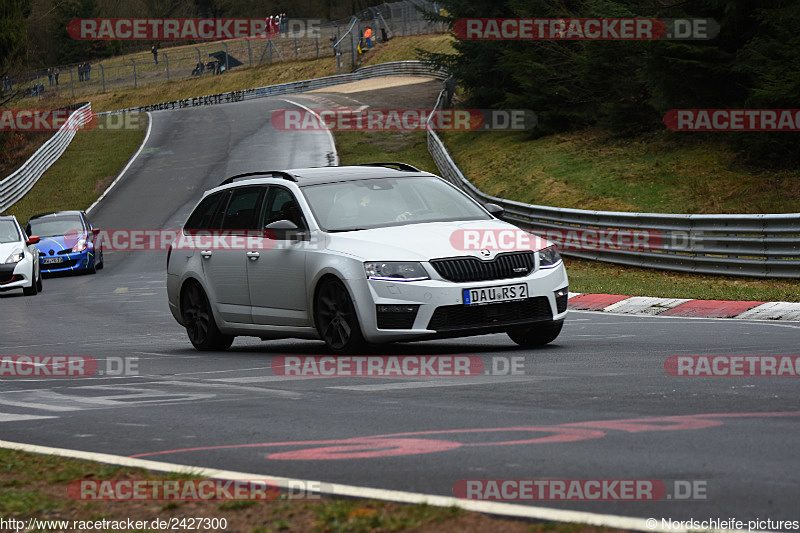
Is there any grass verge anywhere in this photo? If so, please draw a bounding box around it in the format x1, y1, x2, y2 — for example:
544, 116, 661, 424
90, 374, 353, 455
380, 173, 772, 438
441, 129, 800, 214
0, 448, 625, 533
2, 120, 147, 223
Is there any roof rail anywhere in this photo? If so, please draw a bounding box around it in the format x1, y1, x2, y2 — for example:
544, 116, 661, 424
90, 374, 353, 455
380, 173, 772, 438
219, 171, 297, 187
357, 162, 421, 172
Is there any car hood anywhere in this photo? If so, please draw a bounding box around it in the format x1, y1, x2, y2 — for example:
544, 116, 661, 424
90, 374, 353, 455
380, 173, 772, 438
35, 236, 70, 255
325, 219, 551, 261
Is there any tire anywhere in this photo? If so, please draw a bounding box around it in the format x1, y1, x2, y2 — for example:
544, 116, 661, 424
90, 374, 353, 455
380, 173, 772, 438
96, 248, 104, 270
181, 281, 234, 351
87, 253, 97, 274
508, 320, 564, 347
314, 277, 366, 354
23, 264, 38, 296
36, 268, 43, 292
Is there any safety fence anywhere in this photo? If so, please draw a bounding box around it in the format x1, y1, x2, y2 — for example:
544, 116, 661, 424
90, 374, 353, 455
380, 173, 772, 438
5, 1, 447, 102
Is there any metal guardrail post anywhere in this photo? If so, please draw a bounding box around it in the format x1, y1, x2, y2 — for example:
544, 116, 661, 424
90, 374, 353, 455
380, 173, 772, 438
131, 59, 137, 89
164, 53, 169, 81
247, 39, 252, 66
100, 64, 105, 92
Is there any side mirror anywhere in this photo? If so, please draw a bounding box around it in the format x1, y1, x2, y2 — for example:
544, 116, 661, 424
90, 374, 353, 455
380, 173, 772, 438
264, 219, 303, 240
27, 235, 40, 245
485, 203, 505, 217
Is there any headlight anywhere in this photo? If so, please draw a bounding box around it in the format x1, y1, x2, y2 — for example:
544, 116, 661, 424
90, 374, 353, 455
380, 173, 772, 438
538, 245, 562, 269
364, 262, 430, 281
72, 239, 88, 253
4, 248, 24, 264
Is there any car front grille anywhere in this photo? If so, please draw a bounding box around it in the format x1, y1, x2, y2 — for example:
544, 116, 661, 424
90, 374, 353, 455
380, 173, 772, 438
430, 251, 535, 282
427, 297, 552, 332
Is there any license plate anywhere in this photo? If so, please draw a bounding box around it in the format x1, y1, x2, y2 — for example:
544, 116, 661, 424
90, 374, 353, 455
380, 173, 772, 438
42, 257, 64, 265
463, 283, 527, 305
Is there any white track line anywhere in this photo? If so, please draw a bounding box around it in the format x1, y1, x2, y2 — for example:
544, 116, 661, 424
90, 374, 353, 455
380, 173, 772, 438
279, 98, 339, 166
86, 111, 153, 214
0, 439, 757, 533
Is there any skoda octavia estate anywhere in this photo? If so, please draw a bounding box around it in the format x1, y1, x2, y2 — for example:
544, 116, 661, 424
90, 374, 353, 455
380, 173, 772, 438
167, 164, 568, 353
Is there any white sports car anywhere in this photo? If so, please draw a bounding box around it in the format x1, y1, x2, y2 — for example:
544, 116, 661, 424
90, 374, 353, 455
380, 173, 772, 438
0, 215, 42, 296
167, 164, 568, 353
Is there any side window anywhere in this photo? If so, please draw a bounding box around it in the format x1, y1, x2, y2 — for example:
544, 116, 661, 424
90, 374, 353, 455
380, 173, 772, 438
260, 187, 307, 229
185, 192, 225, 230
220, 186, 265, 230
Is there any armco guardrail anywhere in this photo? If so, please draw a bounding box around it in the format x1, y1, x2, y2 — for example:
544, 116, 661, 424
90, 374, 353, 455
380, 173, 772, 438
0, 103, 93, 213
426, 90, 800, 279
98, 60, 446, 116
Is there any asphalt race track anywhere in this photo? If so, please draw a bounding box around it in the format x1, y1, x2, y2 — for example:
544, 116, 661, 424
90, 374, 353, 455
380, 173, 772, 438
2, 91, 799, 528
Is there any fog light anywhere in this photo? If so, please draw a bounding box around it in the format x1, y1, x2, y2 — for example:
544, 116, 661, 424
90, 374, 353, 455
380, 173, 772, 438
554, 286, 569, 313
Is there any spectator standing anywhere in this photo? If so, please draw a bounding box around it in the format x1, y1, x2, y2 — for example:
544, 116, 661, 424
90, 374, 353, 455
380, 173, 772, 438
78, 63, 84, 82
152, 45, 158, 64
364, 26, 373, 49
85, 62, 91, 81
54, 67, 59, 86
281, 13, 288, 33
47, 68, 53, 86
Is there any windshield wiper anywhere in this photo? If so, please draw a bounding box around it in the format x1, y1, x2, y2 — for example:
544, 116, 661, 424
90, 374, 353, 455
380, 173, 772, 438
327, 227, 368, 233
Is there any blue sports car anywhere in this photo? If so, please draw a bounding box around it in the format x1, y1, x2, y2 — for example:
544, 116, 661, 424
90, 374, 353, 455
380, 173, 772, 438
26, 210, 104, 274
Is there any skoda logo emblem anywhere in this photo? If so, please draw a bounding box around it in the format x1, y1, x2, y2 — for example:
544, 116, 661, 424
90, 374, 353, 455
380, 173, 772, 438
480, 249, 491, 258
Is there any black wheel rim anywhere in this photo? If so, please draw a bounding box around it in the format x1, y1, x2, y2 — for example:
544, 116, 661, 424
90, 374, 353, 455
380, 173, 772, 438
317, 282, 354, 350
183, 284, 210, 345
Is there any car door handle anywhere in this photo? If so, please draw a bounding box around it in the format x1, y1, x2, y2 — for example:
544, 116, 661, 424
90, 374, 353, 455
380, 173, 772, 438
246, 251, 260, 260
200, 250, 212, 258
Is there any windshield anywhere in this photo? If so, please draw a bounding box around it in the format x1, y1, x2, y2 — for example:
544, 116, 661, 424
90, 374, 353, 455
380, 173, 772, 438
302, 177, 491, 232
27, 215, 84, 237
0, 220, 21, 243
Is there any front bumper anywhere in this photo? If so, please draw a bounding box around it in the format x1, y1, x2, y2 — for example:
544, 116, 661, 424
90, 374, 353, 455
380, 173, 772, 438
0, 260, 34, 291
349, 262, 569, 343
39, 250, 93, 273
